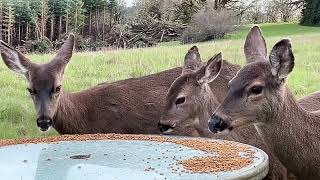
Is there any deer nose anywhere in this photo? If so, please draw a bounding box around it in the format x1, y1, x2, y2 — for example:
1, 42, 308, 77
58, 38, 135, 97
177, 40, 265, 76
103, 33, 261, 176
36, 116, 53, 132
208, 115, 229, 133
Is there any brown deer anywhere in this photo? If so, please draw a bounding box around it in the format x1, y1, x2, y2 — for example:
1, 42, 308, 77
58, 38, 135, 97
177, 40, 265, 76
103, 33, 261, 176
0, 34, 239, 137
0, 34, 182, 134
158, 47, 239, 137
158, 46, 291, 179
209, 26, 320, 179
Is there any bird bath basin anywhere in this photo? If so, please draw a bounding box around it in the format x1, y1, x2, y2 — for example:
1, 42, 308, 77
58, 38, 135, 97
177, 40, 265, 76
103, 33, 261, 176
0, 134, 268, 180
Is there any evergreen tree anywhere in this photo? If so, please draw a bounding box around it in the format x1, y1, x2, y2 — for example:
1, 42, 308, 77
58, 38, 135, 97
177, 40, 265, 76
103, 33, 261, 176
301, 0, 320, 25
2, 0, 15, 44
68, 0, 86, 33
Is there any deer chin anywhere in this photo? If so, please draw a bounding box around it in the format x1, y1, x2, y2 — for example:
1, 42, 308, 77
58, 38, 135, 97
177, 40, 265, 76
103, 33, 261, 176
38, 126, 52, 133
230, 117, 255, 130
162, 128, 174, 134
181, 117, 200, 128
215, 128, 232, 135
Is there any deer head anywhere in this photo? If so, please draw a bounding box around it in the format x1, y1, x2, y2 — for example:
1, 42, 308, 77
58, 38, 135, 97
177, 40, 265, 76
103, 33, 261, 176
208, 26, 295, 133
0, 34, 75, 132
158, 46, 222, 136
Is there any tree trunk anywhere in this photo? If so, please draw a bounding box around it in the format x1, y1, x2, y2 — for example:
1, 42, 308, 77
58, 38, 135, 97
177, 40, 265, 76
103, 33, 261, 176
26, 23, 29, 40
0, 2, 2, 41
96, 8, 99, 39
109, 9, 112, 29
102, 7, 106, 40
7, 5, 13, 44
36, 23, 41, 40
18, 22, 21, 42
59, 16, 62, 36
75, 9, 78, 32
89, 10, 92, 36
65, 0, 69, 33
50, 16, 54, 41
41, 3, 44, 38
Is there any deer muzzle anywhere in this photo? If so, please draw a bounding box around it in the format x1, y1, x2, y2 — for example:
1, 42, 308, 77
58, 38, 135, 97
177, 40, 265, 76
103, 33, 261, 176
208, 115, 230, 133
36, 115, 53, 132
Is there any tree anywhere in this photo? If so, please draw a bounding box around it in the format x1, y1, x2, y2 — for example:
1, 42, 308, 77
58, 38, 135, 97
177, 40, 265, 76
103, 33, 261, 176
2, 0, 15, 44
301, 0, 320, 25
273, 0, 304, 22
182, 2, 238, 43
67, 0, 86, 34
135, 0, 163, 22
174, 0, 206, 24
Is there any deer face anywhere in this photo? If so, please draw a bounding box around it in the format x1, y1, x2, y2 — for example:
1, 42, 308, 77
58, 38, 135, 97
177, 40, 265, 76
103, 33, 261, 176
0, 35, 75, 132
208, 26, 294, 133
159, 46, 222, 135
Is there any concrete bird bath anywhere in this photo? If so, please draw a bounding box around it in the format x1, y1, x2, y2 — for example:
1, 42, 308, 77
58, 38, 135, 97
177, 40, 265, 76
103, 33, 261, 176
0, 134, 268, 180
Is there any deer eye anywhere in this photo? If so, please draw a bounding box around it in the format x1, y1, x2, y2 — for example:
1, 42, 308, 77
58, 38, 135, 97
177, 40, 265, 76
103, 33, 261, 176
250, 85, 264, 95
54, 85, 62, 94
27, 88, 36, 95
175, 97, 186, 105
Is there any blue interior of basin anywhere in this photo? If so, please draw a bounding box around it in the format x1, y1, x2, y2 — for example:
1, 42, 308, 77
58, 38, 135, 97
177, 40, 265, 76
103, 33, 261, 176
0, 139, 267, 180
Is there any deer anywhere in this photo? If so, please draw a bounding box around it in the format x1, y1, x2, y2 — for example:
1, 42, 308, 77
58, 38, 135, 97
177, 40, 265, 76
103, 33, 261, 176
158, 45, 292, 179
208, 26, 320, 179
0, 34, 184, 134
0, 34, 241, 137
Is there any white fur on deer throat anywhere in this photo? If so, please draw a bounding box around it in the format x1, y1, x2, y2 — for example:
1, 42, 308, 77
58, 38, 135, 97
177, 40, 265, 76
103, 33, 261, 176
163, 128, 173, 134
182, 117, 200, 129
39, 126, 51, 134
254, 124, 263, 138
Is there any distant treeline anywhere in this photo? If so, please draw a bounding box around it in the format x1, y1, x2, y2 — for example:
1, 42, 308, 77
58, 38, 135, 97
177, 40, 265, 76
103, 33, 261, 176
0, 0, 126, 52
0, 0, 317, 53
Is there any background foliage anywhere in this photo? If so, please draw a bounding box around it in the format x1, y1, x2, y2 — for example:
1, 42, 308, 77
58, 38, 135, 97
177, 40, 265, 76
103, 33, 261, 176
0, 0, 310, 52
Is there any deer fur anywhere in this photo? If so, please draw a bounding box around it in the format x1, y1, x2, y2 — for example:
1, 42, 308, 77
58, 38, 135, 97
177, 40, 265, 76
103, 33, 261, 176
0, 35, 236, 135
210, 26, 320, 179
159, 46, 291, 180
0, 35, 186, 134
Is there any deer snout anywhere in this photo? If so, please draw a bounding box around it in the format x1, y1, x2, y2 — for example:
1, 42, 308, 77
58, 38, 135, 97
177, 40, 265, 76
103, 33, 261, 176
158, 120, 176, 133
208, 114, 231, 133
37, 115, 53, 132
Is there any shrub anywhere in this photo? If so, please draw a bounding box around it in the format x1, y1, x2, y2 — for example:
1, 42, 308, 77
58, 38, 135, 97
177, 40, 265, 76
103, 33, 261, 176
28, 37, 53, 54
182, 9, 239, 43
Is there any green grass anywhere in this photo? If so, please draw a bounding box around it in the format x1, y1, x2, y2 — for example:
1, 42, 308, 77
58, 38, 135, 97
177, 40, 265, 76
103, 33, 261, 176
1, 23, 320, 139
228, 22, 320, 39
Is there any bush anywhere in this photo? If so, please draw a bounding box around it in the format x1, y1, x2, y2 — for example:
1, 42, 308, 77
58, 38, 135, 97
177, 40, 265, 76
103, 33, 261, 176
182, 9, 239, 43
28, 37, 53, 54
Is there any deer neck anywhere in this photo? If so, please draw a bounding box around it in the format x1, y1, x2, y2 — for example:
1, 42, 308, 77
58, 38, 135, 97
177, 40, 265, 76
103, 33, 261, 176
52, 90, 89, 134
257, 88, 320, 178
195, 87, 220, 137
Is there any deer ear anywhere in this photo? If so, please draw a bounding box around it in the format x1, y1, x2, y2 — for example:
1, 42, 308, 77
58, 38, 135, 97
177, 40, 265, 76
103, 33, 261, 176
198, 52, 223, 84
182, 46, 202, 74
269, 39, 294, 82
244, 26, 267, 63
52, 34, 75, 70
0, 41, 33, 76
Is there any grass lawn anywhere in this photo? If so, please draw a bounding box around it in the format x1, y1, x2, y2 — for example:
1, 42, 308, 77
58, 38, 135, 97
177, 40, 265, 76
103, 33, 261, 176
228, 22, 320, 39
0, 23, 320, 139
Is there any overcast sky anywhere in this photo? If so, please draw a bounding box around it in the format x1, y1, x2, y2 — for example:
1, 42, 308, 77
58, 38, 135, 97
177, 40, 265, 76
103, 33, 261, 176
126, 0, 134, 7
